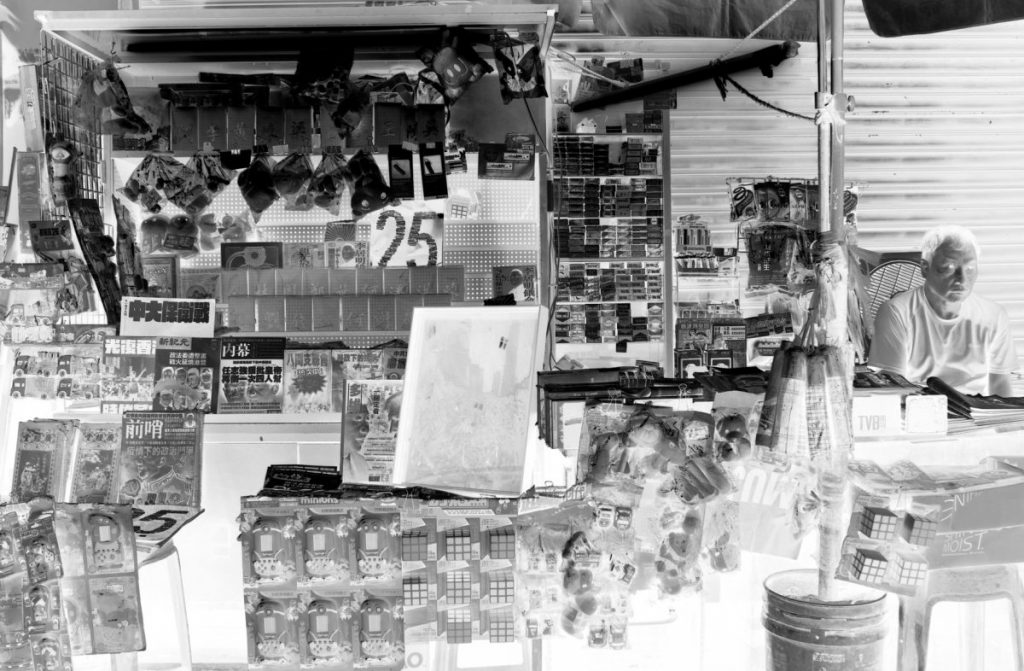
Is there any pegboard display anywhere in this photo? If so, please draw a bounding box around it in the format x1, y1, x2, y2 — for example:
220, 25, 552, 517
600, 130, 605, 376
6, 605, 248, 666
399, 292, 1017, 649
39, 33, 105, 207
443, 250, 538, 274
444, 221, 538, 249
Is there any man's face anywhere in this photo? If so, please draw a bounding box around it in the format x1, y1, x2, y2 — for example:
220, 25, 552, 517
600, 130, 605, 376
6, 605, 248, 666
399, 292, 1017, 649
923, 241, 978, 304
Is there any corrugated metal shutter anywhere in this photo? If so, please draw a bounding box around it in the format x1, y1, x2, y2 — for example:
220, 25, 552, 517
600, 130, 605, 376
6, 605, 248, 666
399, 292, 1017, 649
660, 0, 1024, 360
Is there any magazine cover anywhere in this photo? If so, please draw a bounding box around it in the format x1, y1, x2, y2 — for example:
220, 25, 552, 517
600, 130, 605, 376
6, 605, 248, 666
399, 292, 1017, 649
70, 422, 122, 504
282, 349, 333, 414
492, 265, 538, 303
12, 419, 78, 502
342, 379, 404, 486
118, 412, 204, 508
152, 337, 220, 413
218, 337, 286, 413
330, 348, 385, 412
100, 337, 157, 413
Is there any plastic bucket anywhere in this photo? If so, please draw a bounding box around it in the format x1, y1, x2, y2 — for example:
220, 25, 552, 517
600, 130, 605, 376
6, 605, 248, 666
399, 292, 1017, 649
763, 569, 888, 671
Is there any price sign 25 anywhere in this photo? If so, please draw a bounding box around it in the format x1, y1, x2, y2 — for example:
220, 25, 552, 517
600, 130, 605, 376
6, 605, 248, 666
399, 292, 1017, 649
373, 209, 440, 267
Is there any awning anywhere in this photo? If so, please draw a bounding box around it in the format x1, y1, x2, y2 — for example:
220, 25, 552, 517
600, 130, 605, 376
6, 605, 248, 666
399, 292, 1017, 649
859, 0, 1024, 37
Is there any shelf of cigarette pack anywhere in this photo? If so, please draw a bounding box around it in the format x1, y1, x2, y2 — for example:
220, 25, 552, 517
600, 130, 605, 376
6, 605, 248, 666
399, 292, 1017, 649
552, 132, 664, 137
225, 330, 409, 347
559, 256, 664, 263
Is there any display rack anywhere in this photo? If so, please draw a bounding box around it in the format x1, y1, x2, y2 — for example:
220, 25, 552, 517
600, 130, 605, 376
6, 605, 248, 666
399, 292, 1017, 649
548, 118, 673, 370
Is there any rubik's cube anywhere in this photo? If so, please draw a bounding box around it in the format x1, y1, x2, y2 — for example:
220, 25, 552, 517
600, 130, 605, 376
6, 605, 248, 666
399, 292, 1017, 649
893, 553, 928, 587
852, 548, 889, 584
859, 506, 900, 541
900, 513, 938, 547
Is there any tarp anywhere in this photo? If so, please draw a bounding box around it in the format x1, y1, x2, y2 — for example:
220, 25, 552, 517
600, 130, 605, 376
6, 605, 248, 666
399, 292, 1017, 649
548, 0, 1024, 40
860, 0, 1024, 37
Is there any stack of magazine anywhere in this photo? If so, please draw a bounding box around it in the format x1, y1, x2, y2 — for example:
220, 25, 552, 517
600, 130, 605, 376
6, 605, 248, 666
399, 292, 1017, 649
926, 377, 1024, 432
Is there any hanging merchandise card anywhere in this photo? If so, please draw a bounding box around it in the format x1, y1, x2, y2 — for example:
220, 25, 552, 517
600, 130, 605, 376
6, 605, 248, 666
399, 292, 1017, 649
419, 142, 448, 199
221, 241, 283, 270
120, 297, 215, 338
492, 265, 538, 303
218, 337, 286, 413
477, 142, 534, 181
153, 337, 220, 413
387, 145, 415, 199
342, 379, 404, 485
16, 152, 45, 251
12, 419, 78, 503
118, 411, 204, 508
100, 336, 157, 413
282, 349, 333, 414
178, 269, 220, 301
69, 422, 122, 504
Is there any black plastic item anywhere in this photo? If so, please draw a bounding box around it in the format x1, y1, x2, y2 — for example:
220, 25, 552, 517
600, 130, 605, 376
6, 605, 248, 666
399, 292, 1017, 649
236, 152, 279, 222
271, 152, 314, 208
347, 149, 393, 217
309, 148, 353, 215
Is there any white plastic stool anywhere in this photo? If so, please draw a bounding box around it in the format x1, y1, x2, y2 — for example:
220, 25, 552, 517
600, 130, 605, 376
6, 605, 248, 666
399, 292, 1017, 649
898, 564, 1024, 671
107, 541, 193, 671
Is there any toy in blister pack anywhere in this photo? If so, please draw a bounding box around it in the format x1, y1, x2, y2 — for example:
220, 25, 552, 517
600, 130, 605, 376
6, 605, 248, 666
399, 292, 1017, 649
310, 148, 353, 216
84, 511, 129, 574
272, 152, 315, 210
238, 505, 301, 586
24, 580, 61, 635
30, 633, 72, 671
302, 596, 357, 667
354, 513, 401, 584
89, 575, 144, 653
300, 513, 354, 584
357, 594, 404, 667
247, 593, 301, 665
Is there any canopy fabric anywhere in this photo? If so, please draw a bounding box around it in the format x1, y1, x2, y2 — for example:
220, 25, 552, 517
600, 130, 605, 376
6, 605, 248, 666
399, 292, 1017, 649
860, 0, 1024, 37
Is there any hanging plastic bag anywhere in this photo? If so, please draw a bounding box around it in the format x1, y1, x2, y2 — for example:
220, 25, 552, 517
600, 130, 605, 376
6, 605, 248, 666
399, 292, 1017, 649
187, 150, 236, 198
491, 33, 547, 104
73, 59, 152, 137
272, 152, 314, 209
237, 151, 279, 222
348, 149, 393, 218
163, 162, 213, 216
309, 148, 353, 215
120, 152, 185, 213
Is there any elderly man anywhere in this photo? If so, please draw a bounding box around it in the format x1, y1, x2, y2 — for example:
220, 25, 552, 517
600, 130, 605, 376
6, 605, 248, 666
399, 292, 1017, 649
870, 225, 1017, 396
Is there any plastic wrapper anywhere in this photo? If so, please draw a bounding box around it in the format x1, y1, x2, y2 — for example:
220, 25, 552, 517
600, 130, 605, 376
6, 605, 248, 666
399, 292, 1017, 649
272, 152, 314, 209
48, 140, 78, 207
756, 344, 808, 463
119, 152, 187, 213
186, 151, 236, 198
237, 152, 279, 222
219, 211, 259, 243
711, 390, 760, 462
310, 149, 353, 215
635, 476, 704, 596
805, 345, 853, 466
73, 59, 152, 137
416, 28, 493, 105
703, 497, 741, 572
139, 214, 170, 256
347, 150, 393, 218
491, 33, 547, 104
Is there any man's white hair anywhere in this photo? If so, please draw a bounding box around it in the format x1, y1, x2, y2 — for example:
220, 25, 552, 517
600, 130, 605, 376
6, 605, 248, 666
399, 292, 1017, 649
921, 225, 981, 264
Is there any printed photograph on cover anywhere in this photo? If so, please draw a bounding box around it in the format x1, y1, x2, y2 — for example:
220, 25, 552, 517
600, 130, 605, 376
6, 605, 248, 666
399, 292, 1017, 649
152, 337, 220, 413
100, 337, 156, 413
140, 256, 178, 298
218, 338, 286, 413
331, 349, 386, 412
342, 379, 404, 486
283, 350, 333, 414
70, 423, 121, 504
492, 265, 538, 303
118, 412, 204, 508
178, 270, 220, 300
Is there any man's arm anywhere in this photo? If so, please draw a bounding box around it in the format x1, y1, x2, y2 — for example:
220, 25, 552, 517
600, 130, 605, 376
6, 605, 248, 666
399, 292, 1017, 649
868, 300, 909, 375
988, 306, 1018, 396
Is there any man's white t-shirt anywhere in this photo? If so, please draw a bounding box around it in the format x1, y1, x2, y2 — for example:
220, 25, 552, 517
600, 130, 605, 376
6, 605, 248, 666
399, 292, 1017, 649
870, 286, 1018, 395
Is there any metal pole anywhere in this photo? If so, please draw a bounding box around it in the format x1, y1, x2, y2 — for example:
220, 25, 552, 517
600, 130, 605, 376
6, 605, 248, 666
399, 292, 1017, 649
817, 0, 849, 602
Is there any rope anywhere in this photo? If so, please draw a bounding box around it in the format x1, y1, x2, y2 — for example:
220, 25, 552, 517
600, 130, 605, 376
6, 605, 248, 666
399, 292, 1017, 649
720, 0, 803, 61
718, 73, 816, 122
